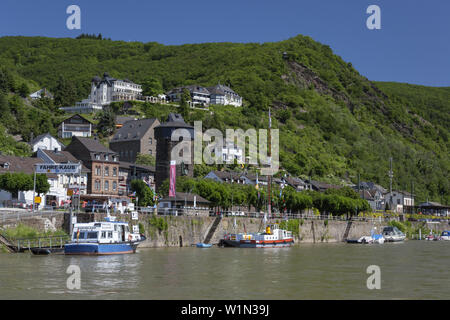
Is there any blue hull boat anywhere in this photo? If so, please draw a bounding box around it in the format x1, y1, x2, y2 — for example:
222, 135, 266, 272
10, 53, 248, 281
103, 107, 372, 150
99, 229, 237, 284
196, 243, 212, 248
65, 242, 138, 255
64, 217, 145, 256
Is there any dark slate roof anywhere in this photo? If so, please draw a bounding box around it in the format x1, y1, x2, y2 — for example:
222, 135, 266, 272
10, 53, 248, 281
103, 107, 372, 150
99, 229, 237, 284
41, 150, 90, 173
419, 202, 450, 208
167, 85, 210, 95
59, 114, 94, 126
0, 155, 56, 177
119, 161, 155, 173
206, 170, 243, 181
76, 137, 115, 154
207, 84, 239, 96
162, 192, 210, 204
309, 180, 341, 191
155, 113, 193, 129
111, 118, 159, 141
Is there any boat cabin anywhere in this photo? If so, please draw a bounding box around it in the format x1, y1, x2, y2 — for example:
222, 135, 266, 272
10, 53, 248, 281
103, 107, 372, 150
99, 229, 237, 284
72, 219, 137, 243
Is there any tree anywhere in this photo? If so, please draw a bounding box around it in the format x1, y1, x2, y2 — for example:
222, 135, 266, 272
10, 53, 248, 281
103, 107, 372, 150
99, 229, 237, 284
35, 174, 50, 196
141, 77, 163, 96
130, 179, 154, 207
18, 83, 30, 98
97, 109, 116, 137
136, 153, 156, 167
179, 88, 191, 120
0, 172, 33, 199
53, 75, 77, 107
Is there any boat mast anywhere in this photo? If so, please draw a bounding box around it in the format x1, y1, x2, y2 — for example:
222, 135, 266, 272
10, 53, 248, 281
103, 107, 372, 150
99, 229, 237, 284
267, 108, 272, 221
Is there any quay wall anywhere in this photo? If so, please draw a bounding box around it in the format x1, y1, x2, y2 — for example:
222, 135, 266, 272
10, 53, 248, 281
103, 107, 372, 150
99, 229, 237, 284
1, 212, 448, 247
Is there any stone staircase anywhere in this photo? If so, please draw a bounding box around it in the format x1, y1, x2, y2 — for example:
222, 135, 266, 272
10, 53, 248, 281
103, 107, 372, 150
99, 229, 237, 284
203, 216, 222, 244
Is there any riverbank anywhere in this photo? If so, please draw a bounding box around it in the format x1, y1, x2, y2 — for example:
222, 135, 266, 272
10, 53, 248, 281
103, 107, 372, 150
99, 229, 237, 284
1, 212, 448, 249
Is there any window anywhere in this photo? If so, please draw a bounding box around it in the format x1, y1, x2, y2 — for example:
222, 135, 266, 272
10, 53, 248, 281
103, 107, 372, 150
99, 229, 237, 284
95, 154, 100, 160
113, 181, 117, 191
105, 181, 109, 191
95, 180, 100, 191
87, 232, 98, 239
96, 166, 101, 175
108, 231, 113, 238
149, 150, 152, 155
105, 155, 109, 161
149, 137, 153, 145
104, 167, 109, 176
113, 167, 117, 176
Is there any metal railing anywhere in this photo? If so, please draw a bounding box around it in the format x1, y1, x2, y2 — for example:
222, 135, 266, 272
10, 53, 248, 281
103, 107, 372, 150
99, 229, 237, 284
12, 235, 71, 252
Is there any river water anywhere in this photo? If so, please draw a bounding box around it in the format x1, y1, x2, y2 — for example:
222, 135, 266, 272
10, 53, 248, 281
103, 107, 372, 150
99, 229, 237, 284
0, 241, 448, 300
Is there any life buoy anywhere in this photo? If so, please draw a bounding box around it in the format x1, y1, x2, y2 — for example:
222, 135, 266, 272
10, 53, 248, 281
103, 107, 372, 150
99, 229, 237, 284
128, 234, 133, 241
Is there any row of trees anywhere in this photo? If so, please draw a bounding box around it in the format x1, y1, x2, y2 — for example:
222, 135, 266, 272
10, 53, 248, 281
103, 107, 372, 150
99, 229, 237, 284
159, 176, 371, 215
0, 172, 50, 198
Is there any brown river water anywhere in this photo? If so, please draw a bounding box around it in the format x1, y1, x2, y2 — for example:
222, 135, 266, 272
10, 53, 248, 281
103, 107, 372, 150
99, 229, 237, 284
0, 241, 449, 299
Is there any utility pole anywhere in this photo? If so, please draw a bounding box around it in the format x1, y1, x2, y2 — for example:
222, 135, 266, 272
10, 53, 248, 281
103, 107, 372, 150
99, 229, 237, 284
388, 157, 394, 210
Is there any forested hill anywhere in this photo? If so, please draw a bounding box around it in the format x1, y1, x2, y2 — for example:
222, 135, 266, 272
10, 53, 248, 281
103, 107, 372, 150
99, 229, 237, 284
0, 35, 448, 203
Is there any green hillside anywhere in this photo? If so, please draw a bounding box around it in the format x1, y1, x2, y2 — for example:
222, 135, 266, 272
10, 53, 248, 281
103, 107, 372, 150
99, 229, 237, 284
0, 35, 448, 203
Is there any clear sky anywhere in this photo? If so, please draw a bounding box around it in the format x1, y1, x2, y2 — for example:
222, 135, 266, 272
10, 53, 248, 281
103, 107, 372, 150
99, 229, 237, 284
0, 0, 449, 86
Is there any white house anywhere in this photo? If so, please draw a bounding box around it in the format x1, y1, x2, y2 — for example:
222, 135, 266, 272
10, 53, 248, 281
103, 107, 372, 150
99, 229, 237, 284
60, 72, 143, 113
58, 114, 94, 138
0, 155, 58, 209
30, 133, 64, 153
167, 85, 211, 106
37, 149, 89, 207
213, 144, 244, 163
207, 84, 242, 107
384, 190, 414, 213
29, 88, 53, 100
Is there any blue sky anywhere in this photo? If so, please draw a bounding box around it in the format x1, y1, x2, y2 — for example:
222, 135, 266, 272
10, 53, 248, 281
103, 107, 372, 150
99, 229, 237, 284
0, 0, 449, 86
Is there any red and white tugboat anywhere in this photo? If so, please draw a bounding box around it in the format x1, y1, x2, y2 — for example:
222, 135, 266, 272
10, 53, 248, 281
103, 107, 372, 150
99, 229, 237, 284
220, 223, 294, 248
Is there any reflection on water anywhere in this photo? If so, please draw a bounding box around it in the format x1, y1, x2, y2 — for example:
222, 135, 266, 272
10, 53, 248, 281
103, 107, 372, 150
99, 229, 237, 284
0, 241, 449, 299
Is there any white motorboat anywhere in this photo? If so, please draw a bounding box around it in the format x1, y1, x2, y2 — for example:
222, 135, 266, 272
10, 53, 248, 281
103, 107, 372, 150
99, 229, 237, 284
382, 226, 406, 242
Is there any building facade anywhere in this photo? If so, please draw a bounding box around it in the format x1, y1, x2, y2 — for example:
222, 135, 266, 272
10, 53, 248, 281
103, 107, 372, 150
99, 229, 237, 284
58, 114, 94, 138
109, 118, 160, 163
60, 72, 143, 113
167, 85, 211, 106
30, 133, 65, 153
207, 84, 242, 107
64, 137, 120, 197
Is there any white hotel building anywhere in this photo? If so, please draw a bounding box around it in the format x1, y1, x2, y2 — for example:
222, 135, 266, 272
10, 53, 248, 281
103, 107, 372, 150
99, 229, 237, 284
60, 73, 143, 113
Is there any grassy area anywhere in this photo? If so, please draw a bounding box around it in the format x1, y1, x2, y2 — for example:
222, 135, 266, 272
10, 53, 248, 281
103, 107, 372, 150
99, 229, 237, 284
1, 223, 68, 240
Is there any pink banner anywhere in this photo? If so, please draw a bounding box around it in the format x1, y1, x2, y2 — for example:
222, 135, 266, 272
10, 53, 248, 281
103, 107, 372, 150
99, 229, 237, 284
169, 160, 176, 197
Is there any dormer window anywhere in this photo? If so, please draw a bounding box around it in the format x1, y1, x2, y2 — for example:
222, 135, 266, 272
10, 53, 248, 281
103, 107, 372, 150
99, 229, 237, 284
3, 162, 10, 169
105, 155, 109, 161
95, 154, 100, 160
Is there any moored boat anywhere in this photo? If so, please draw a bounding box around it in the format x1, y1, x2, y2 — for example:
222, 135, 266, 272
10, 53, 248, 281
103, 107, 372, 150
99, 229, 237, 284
196, 243, 212, 248
382, 226, 406, 242
440, 231, 450, 241
64, 217, 145, 255
220, 224, 294, 248
346, 228, 385, 244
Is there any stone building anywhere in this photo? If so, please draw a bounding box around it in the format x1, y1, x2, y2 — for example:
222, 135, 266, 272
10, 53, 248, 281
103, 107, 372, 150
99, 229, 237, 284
109, 118, 160, 163
154, 114, 194, 192
64, 137, 120, 196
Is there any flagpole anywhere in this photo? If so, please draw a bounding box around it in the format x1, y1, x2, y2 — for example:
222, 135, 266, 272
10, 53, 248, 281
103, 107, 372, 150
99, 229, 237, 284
267, 107, 272, 221
32, 166, 36, 213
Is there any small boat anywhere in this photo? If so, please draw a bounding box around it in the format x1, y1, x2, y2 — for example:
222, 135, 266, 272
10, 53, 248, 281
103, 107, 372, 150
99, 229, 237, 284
220, 223, 294, 248
196, 243, 212, 248
382, 226, 406, 242
30, 247, 64, 255
64, 216, 145, 255
440, 231, 450, 241
347, 228, 385, 244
